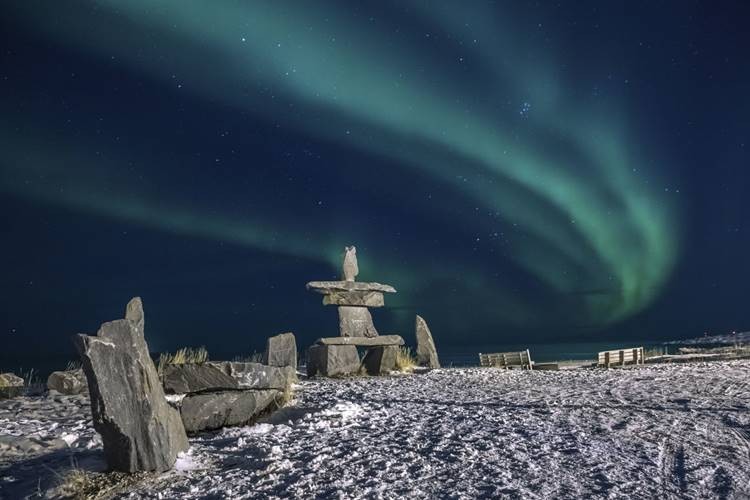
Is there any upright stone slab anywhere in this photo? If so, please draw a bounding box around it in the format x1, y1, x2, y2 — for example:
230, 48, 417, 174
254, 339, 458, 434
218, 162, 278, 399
338, 306, 378, 338
363, 346, 398, 375
263, 332, 297, 368
74, 298, 188, 473
307, 345, 360, 377
415, 315, 441, 369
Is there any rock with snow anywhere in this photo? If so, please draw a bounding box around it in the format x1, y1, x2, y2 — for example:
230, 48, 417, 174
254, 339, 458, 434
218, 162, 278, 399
322, 290, 385, 307
179, 389, 282, 433
211, 362, 296, 390
162, 363, 238, 394
0, 372, 24, 399
363, 346, 398, 375
338, 306, 379, 338
307, 344, 360, 377
47, 369, 88, 395
73, 297, 189, 472
415, 315, 440, 369
262, 332, 297, 368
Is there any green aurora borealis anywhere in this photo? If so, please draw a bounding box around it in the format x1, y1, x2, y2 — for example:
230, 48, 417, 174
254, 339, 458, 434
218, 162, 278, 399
2, 1, 682, 337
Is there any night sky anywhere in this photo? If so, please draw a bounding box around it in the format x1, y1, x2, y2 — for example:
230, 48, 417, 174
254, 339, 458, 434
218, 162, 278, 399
1, 1, 748, 365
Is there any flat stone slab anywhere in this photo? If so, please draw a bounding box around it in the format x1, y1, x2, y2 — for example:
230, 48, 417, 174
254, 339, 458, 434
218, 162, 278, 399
315, 335, 405, 346
306, 281, 396, 294
178, 389, 281, 433
322, 291, 385, 307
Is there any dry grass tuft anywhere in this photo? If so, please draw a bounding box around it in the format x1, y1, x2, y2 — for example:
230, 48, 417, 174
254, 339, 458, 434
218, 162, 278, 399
395, 346, 417, 373
157, 346, 209, 373
233, 351, 263, 363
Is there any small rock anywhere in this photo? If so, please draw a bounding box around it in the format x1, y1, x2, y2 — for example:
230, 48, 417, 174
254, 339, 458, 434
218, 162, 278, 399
0, 373, 24, 399
47, 369, 88, 395
262, 332, 297, 368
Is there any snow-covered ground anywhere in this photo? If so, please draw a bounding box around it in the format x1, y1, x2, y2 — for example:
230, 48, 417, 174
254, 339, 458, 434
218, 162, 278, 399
1, 361, 749, 499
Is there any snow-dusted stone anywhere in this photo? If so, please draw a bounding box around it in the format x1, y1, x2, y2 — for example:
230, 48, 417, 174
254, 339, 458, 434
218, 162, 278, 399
306, 281, 396, 294
315, 335, 405, 346
363, 346, 398, 375
307, 345, 360, 377
339, 306, 379, 338
322, 291, 385, 307
74, 297, 189, 473
47, 369, 88, 395
262, 332, 297, 368
211, 362, 296, 390
0, 372, 24, 399
179, 389, 281, 433
415, 315, 440, 369
162, 363, 238, 394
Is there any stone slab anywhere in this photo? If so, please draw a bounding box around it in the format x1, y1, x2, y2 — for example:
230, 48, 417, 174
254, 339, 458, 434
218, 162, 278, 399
306, 281, 396, 294
363, 346, 398, 375
415, 315, 441, 369
179, 389, 281, 433
314, 335, 405, 346
339, 306, 379, 337
322, 291, 385, 307
74, 297, 188, 472
162, 363, 238, 394
262, 332, 297, 368
210, 362, 296, 390
307, 345, 360, 377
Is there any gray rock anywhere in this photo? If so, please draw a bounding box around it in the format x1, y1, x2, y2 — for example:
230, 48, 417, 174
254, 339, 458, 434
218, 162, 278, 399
307, 281, 396, 294
162, 363, 238, 394
339, 306, 379, 338
74, 297, 189, 473
307, 345, 360, 377
0, 372, 24, 399
363, 346, 398, 375
262, 332, 297, 368
47, 369, 88, 395
315, 335, 405, 346
342, 245, 359, 282
210, 362, 296, 390
415, 315, 440, 369
322, 291, 385, 307
179, 389, 281, 433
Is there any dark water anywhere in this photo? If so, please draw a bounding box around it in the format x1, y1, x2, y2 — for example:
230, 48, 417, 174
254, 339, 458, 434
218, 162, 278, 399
1, 340, 669, 381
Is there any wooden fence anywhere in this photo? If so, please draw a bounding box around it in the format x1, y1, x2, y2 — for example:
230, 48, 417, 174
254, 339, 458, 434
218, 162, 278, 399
597, 347, 644, 368
479, 350, 533, 370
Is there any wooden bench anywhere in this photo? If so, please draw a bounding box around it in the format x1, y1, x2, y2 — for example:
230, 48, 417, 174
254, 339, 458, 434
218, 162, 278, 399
479, 350, 533, 370
597, 347, 644, 368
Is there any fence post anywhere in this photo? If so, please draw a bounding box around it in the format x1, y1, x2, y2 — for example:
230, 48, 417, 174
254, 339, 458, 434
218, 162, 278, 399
604, 351, 610, 368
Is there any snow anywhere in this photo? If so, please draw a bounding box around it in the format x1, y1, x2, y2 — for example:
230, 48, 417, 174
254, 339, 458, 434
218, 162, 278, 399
1, 361, 749, 499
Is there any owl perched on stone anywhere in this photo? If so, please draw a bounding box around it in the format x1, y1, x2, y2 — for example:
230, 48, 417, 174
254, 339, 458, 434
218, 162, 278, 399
342, 246, 358, 282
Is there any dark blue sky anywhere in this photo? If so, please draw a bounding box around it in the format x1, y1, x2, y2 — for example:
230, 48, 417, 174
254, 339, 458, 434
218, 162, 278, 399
1, 1, 749, 365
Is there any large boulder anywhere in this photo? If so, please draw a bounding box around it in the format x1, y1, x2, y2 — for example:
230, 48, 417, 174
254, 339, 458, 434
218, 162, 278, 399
0, 373, 24, 399
178, 390, 281, 433
74, 297, 189, 473
307, 345, 360, 377
415, 315, 440, 369
262, 332, 297, 368
338, 306, 378, 338
363, 346, 398, 375
162, 363, 238, 394
47, 369, 88, 395
211, 362, 295, 390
